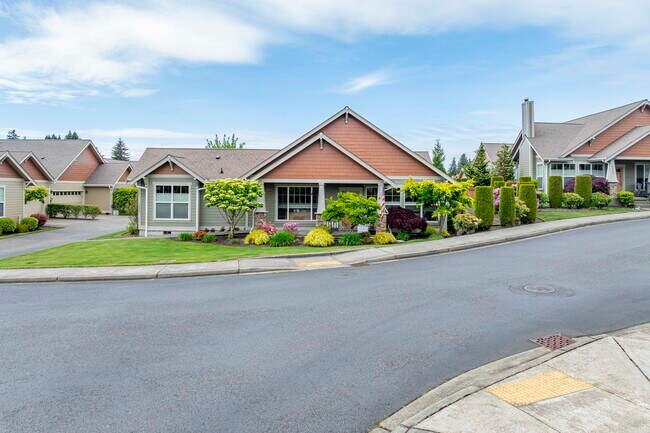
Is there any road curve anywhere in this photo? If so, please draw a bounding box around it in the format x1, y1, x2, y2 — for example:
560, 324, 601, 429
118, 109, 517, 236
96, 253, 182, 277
1, 220, 649, 433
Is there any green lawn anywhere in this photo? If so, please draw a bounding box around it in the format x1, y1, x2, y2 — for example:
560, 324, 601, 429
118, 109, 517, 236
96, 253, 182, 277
538, 207, 640, 221
0, 226, 60, 240
90, 230, 131, 240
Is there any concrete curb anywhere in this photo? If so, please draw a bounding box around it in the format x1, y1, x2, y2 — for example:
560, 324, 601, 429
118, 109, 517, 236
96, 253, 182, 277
377, 332, 610, 433
0, 211, 648, 284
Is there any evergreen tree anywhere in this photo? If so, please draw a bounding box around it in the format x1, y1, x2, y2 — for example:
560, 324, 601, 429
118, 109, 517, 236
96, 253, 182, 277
448, 157, 458, 176
466, 144, 491, 186
458, 153, 470, 170
431, 138, 446, 173
65, 130, 79, 139
205, 133, 245, 149
492, 144, 515, 180
44, 134, 61, 139
6, 129, 19, 139
111, 138, 131, 161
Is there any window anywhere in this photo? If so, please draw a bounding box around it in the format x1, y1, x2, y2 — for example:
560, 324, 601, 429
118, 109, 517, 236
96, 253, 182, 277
384, 188, 401, 203
51, 191, 82, 196
0, 186, 4, 217
578, 163, 604, 177
550, 163, 576, 187
636, 164, 650, 191
276, 186, 318, 220
364, 186, 378, 199
155, 184, 189, 220
536, 163, 544, 190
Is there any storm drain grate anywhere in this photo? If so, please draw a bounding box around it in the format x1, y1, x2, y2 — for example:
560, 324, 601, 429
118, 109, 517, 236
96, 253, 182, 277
532, 334, 576, 350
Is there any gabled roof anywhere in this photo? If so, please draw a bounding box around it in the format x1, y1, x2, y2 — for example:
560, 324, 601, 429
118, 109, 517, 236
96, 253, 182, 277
85, 160, 132, 186
0, 151, 36, 183
0, 139, 104, 179
128, 148, 278, 183
11, 151, 55, 181
589, 125, 650, 161
527, 123, 585, 159
244, 107, 454, 182
481, 143, 511, 162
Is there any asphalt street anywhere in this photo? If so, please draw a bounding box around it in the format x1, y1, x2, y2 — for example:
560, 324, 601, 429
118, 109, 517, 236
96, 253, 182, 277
1, 220, 649, 433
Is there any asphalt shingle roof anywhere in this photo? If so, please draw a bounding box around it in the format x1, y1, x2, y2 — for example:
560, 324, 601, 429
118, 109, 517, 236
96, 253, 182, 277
481, 143, 511, 162
0, 139, 95, 179
85, 160, 132, 185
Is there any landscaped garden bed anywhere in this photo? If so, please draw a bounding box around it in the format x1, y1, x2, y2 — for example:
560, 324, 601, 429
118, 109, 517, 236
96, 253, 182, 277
0, 213, 51, 239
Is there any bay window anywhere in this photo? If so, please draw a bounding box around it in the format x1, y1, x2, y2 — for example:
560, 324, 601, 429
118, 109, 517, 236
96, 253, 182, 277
155, 184, 190, 220
277, 186, 318, 220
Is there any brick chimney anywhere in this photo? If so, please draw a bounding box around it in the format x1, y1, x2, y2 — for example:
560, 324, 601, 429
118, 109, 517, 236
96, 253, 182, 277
522, 99, 535, 138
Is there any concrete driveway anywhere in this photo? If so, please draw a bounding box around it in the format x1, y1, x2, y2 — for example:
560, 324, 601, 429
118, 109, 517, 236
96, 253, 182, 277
0, 215, 128, 258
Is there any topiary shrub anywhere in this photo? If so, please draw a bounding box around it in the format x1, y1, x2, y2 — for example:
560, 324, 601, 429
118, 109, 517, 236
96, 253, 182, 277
178, 232, 193, 241
452, 212, 481, 235
396, 231, 410, 241
202, 233, 217, 243
474, 186, 494, 230
81, 205, 101, 219
519, 176, 532, 183
491, 176, 504, 186
519, 183, 537, 223
16, 223, 29, 233
493, 181, 505, 188
618, 191, 635, 207
30, 213, 48, 227
591, 192, 613, 209
20, 217, 39, 231
269, 231, 295, 247
339, 233, 363, 246
517, 182, 534, 197
548, 176, 563, 208
562, 192, 584, 209
574, 175, 592, 208
387, 206, 427, 233
564, 176, 609, 194
304, 227, 335, 247
0, 217, 17, 234
499, 186, 516, 227
373, 231, 397, 244
245, 229, 270, 245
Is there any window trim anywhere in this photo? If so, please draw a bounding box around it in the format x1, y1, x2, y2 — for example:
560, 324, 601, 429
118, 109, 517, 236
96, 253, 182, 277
275, 185, 319, 222
153, 182, 191, 221
0, 185, 4, 218
536, 162, 544, 190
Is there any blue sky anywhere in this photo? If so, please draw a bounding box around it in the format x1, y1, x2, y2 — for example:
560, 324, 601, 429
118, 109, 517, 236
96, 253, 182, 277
0, 1, 649, 166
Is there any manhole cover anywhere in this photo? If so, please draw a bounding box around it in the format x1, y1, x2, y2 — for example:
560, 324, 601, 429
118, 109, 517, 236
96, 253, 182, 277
532, 334, 576, 350
523, 284, 556, 294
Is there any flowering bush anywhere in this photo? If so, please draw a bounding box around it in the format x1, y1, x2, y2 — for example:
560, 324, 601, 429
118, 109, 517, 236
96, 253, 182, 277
452, 212, 481, 235
282, 222, 300, 236
245, 229, 270, 245
219, 226, 225, 232
493, 187, 501, 211
564, 175, 609, 194
193, 230, 206, 241
515, 198, 530, 223
257, 223, 277, 235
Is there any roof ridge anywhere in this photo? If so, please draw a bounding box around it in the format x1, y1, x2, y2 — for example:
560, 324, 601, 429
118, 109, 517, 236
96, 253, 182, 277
566, 99, 647, 122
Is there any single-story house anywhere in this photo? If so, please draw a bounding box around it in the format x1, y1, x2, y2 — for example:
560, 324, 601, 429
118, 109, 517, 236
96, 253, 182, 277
128, 107, 452, 236
0, 139, 132, 218
511, 98, 650, 196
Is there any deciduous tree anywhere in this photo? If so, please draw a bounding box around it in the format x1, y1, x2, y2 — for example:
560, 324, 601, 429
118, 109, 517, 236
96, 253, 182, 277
204, 179, 264, 238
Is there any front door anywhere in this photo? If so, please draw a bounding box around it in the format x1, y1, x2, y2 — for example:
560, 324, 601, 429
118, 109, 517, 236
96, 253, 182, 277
616, 168, 623, 188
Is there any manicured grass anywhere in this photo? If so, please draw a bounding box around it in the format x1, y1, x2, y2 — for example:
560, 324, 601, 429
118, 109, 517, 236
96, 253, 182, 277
0, 226, 60, 240
538, 207, 640, 222
90, 230, 131, 240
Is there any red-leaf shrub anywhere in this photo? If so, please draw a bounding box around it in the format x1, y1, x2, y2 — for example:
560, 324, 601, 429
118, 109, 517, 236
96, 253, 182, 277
387, 206, 427, 233
564, 176, 609, 194
30, 213, 48, 228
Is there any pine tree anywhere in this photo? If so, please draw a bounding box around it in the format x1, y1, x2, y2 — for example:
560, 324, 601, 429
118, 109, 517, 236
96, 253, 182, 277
458, 153, 470, 171
65, 130, 80, 139
466, 144, 491, 186
205, 133, 245, 149
111, 138, 131, 161
492, 144, 515, 180
448, 157, 458, 176
431, 138, 446, 173
6, 130, 19, 139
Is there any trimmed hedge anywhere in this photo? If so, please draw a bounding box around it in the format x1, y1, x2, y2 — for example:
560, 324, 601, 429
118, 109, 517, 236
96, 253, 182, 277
519, 176, 532, 183
518, 182, 534, 197
618, 191, 635, 207
112, 187, 138, 214
498, 186, 516, 227
474, 186, 494, 230
574, 175, 592, 208
491, 176, 504, 186
46, 204, 101, 219
0, 217, 17, 234
20, 217, 39, 231
493, 181, 505, 188
519, 183, 537, 223
548, 176, 563, 208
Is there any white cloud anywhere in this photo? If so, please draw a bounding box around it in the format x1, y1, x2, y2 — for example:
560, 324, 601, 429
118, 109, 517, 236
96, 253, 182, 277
337, 70, 394, 93
118, 88, 158, 98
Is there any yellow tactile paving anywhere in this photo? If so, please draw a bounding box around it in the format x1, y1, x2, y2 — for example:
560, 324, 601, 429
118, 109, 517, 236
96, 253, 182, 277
296, 260, 342, 267
487, 370, 593, 407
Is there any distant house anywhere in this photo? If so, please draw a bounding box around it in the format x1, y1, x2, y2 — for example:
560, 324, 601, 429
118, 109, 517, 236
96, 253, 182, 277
0, 140, 132, 219
128, 107, 452, 236
481, 142, 512, 170
510, 99, 650, 195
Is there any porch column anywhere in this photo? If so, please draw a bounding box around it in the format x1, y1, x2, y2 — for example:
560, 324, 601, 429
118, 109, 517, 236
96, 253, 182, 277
399, 189, 406, 207
315, 182, 326, 226
254, 180, 268, 227
606, 161, 619, 197
375, 182, 387, 232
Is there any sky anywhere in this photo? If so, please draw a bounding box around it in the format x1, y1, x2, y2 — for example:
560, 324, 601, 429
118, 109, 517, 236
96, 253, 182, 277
0, 0, 649, 168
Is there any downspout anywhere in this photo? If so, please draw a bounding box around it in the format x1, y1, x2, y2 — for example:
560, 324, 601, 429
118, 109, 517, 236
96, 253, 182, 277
136, 183, 148, 237
195, 183, 206, 232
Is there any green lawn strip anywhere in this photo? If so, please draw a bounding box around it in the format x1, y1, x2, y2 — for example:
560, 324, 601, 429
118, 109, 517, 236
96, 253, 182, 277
0, 226, 61, 240
538, 207, 639, 222
90, 230, 131, 240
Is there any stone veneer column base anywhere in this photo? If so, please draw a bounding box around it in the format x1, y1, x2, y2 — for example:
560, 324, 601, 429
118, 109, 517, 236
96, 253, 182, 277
375, 214, 387, 232
315, 214, 323, 227
254, 211, 268, 227
608, 181, 619, 197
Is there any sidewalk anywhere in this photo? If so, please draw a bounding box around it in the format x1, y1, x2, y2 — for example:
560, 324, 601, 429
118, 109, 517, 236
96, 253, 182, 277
0, 211, 648, 283
374, 323, 650, 433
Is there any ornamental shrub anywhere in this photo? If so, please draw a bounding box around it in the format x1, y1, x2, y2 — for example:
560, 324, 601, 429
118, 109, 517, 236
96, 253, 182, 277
538, 192, 549, 208
322, 191, 380, 232
202, 233, 217, 243
30, 213, 48, 227
591, 192, 613, 209
178, 232, 193, 241
519, 183, 537, 223
0, 217, 17, 234
257, 223, 277, 235
396, 231, 410, 241
519, 176, 532, 183
304, 227, 335, 247
16, 223, 29, 233
515, 198, 530, 224
69, 205, 82, 218
499, 186, 516, 227
452, 212, 481, 235
517, 182, 534, 197
20, 217, 38, 231
373, 231, 397, 244
339, 233, 364, 246
618, 191, 635, 207
245, 229, 270, 245
24, 186, 49, 203
491, 176, 504, 186
112, 187, 138, 214
269, 231, 295, 247
564, 176, 609, 194
474, 186, 494, 230
548, 176, 563, 208
81, 205, 101, 219
574, 175, 592, 208
193, 230, 206, 241
562, 192, 584, 209
493, 181, 505, 188
424, 226, 437, 238
282, 222, 300, 236
387, 206, 427, 232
